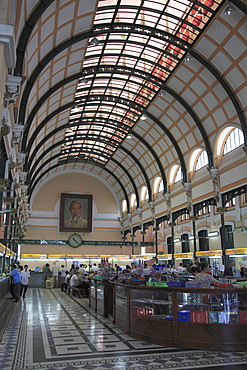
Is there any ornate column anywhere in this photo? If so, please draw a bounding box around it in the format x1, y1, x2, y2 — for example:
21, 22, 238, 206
163, 191, 171, 223
149, 201, 158, 261
137, 207, 145, 252
208, 167, 221, 206
118, 217, 125, 241
127, 213, 135, 255
182, 182, 192, 214
217, 206, 228, 266
169, 222, 176, 265
2, 75, 22, 137
190, 215, 198, 260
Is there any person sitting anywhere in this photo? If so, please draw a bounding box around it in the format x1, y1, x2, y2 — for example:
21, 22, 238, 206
70, 271, 79, 287
61, 271, 70, 292
75, 273, 89, 297
194, 263, 218, 285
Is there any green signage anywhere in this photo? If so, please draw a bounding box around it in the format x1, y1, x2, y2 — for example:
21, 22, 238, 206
17, 239, 153, 246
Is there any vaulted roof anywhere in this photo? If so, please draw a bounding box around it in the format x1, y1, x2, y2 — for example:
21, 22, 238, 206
14, 0, 247, 211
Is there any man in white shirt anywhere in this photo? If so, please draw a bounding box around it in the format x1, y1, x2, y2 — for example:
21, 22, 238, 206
78, 264, 85, 273
177, 263, 186, 274
70, 272, 79, 287
91, 263, 98, 273
20, 265, 30, 298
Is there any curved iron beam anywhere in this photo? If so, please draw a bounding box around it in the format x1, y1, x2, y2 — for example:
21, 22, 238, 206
24, 98, 182, 184
29, 159, 130, 213
26, 131, 150, 205
18, 22, 246, 159
27, 122, 167, 195
14, 0, 56, 76
29, 147, 139, 207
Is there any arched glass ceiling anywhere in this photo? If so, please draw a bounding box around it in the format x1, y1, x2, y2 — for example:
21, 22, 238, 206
61, 0, 222, 165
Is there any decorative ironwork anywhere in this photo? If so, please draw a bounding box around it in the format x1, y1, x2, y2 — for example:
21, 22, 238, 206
0, 116, 10, 136
3, 196, 14, 205
0, 178, 10, 190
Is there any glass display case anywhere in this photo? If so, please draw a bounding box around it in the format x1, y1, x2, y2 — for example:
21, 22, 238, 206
89, 278, 96, 311
111, 282, 247, 350
130, 288, 172, 320
114, 284, 129, 331
89, 278, 113, 317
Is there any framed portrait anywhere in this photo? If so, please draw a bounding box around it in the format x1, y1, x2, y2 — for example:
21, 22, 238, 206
59, 193, 92, 232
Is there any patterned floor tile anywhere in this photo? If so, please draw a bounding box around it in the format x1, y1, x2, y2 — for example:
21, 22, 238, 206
0, 288, 247, 370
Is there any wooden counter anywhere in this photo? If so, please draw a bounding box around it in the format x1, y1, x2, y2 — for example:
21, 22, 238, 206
111, 282, 247, 351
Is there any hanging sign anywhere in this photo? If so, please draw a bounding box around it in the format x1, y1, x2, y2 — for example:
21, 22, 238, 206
174, 252, 194, 259
225, 248, 247, 255
157, 254, 172, 259
196, 250, 222, 257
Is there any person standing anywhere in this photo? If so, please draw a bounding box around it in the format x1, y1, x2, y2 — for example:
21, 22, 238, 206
20, 265, 30, 298
51, 262, 59, 288
8, 264, 22, 302
42, 263, 51, 288
223, 260, 235, 277
60, 265, 67, 289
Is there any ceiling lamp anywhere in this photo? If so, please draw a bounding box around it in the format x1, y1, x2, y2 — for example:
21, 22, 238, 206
224, 3, 236, 15
126, 134, 132, 139
89, 37, 99, 46
158, 90, 166, 97
81, 78, 88, 85
140, 114, 147, 120
184, 54, 193, 62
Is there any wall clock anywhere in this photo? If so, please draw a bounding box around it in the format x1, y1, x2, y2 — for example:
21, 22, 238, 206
68, 233, 82, 248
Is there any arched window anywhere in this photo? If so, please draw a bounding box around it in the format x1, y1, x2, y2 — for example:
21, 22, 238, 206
130, 193, 136, 208
195, 150, 208, 171
169, 164, 181, 184
174, 167, 182, 183
153, 177, 162, 194
158, 179, 164, 193
122, 199, 127, 214
223, 128, 244, 154
140, 186, 148, 203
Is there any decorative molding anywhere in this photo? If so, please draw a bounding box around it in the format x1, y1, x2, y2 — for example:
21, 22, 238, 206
0, 24, 16, 68
4, 75, 22, 108
0, 178, 10, 190
3, 196, 14, 206
217, 207, 228, 214
0, 116, 10, 136
169, 222, 176, 227
190, 216, 198, 221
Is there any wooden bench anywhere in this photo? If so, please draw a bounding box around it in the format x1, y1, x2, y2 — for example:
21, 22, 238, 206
68, 286, 86, 298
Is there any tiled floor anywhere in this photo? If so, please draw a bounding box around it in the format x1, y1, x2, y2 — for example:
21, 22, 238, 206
0, 289, 247, 370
